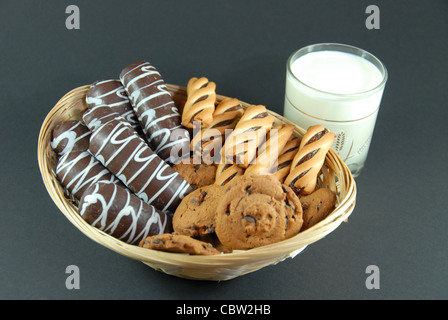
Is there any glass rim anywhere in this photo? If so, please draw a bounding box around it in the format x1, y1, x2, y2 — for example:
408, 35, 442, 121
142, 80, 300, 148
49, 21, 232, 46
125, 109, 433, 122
287, 43, 388, 98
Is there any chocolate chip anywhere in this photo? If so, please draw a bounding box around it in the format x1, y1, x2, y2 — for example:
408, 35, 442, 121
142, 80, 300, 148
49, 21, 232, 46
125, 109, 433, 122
225, 205, 231, 216
243, 215, 256, 223
284, 197, 290, 206
245, 186, 252, 194
287, 200, 296, 211
200, 190, 208, 197
152, 238, 163, 244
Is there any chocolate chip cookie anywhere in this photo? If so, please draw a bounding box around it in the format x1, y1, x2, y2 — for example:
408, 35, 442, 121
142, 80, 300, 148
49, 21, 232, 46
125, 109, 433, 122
139, 233, 220, 255
173, 158, 217, 188
215, 174, 303, 250
300, 188, 336, 230
282, 184, 304, 238
173, 184, 224, 237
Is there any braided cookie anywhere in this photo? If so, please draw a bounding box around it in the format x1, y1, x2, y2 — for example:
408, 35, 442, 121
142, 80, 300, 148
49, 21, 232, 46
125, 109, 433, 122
191, 98, 243, 164
221, 105, 275, 168
214, 163, 244, 186
272, 136, 301, 183
182, 77, 216, 129
244, 124, 294, 176
284, 125, 335, 195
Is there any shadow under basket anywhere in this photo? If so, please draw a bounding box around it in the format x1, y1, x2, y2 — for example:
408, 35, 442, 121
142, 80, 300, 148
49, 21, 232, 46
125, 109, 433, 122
37, 84, 357, 281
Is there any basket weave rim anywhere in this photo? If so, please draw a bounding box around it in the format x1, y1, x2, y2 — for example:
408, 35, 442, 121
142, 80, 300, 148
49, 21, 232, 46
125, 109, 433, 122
37, 83, 357, 271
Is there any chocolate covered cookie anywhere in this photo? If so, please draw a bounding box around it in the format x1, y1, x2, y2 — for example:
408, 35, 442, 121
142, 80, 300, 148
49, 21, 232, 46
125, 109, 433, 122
215, 174, 303, 250
88, 118, 192, 213
79, 181, 173, 245
55, 150, 122, 200
120, 61, 190, 164
51, 120, 90, 156
82, 104, 121, 132
85, 79, 142, 133
139, 233, 220, 255
173, 184, 223, 237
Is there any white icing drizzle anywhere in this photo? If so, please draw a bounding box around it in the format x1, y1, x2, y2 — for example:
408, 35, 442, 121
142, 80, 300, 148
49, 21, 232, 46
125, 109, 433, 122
120, 61, 190, 163
121, 62, 161, 89
85, 80, 140, 129
79, 181, 168, 245
82, 105, 120, 132
56, 151, 120, 198
51, 121, 90, 156
89, 119, 191, 212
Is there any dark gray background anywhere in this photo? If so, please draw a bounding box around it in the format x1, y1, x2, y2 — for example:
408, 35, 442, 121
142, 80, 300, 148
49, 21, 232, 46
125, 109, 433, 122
1, 0, 447, 300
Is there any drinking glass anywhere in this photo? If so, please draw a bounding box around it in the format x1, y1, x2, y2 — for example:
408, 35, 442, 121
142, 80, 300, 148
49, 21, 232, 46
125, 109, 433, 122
283, 43, 388, 177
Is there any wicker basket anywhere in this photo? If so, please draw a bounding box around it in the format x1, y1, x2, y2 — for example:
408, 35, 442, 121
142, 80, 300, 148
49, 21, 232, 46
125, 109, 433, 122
37, 84, 357, 281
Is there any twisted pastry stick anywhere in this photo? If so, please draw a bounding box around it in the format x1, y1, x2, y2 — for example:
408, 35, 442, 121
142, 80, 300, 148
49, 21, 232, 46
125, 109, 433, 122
221, 104, 275, 168
284, 125, 335, 195
244, 125, 294, 176
182, 77, 216, 129
191, 98, 243, 164
272, 135, 301, 183
214, 163, 244, 186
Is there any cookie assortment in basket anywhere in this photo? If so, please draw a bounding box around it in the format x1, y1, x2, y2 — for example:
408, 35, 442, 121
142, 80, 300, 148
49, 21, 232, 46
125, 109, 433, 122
37, 59, 357, 281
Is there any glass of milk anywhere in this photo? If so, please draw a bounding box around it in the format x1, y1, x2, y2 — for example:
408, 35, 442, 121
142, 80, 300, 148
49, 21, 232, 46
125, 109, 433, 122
284, 43, 387, 177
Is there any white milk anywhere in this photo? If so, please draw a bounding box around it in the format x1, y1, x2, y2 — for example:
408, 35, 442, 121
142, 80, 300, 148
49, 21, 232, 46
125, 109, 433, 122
284, 44, 387, 177
291, 51, 383, 95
